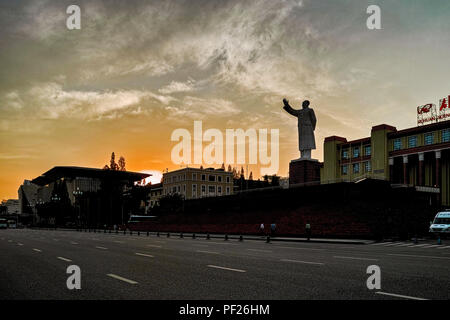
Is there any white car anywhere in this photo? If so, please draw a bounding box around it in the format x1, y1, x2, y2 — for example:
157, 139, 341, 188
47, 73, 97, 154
429, 211, 450, 234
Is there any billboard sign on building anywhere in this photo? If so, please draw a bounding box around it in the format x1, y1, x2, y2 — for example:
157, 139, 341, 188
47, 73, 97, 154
417, 95, 450, 125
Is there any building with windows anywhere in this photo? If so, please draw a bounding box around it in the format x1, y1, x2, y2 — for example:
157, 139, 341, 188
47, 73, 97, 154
162, 167, 234, 200
321, 120, 450, 206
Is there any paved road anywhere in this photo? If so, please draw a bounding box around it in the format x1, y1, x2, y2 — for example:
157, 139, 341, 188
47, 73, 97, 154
1, 229, 449, 300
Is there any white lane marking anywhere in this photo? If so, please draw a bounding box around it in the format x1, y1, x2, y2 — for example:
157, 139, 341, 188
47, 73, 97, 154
207, 265, 246, 273
192, 244, 209, 247
91, 238, 100, 241
135, 253, 154, 258
396, 243, 413, 247
422, 244, 440, 248
207, 241, 236, 245
334, 256, 379, 261
387, 253, 450, 260
146, 244, 162, 248
384, 242, 404, 247
436, 246, 450, 250
8, 240, 12, 242
53, 239, 59, 241
70, 242, 78, 245
107, 274, 138, 284
375, 291, 428, 300
33, 248, 42, 252
57, 256, 72, 262
274, 246, 325, 251
371, 242, 393, 246
247, 249, 272, 253
95, 246, 108, 250
280, 259, 324, 266
408, 244, 428, 248
113, 241, 124, 244
196, 250, 220, 255
17, 243, 24, 246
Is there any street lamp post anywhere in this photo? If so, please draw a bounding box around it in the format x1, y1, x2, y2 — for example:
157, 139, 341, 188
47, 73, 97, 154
73, 187, 83, 228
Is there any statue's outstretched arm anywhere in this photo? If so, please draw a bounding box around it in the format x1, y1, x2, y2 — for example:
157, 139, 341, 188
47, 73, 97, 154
282, 98, 298, 116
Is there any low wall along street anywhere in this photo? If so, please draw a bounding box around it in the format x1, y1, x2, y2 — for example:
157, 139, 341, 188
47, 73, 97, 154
134, 180, 438, 240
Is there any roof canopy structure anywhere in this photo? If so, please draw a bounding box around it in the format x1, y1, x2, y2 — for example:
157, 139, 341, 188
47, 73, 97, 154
31, 166, 150, 186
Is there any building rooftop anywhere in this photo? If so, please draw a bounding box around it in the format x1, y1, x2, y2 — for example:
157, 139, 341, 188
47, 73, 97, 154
31, 166, 150, 186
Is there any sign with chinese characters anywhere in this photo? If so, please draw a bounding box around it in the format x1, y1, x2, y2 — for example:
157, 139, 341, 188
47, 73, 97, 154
417, 95, 450, 125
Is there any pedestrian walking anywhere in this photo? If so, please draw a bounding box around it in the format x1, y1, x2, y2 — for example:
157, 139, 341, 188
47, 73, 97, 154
271, 223, 276, 236
260, 223, 265, 236
305, 223, 311, 241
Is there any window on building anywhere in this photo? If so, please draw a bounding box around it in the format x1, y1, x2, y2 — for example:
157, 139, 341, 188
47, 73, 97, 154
342, 149, 349, 159
424, 132, 434, 145
442, 129, 450, 142
364, 145, 371, 156
208, 175, 216, 182
208, 185, 215, 196
201, 185, 206, 196
217, 186, 222, 195
393, 138, 402, 151
341, 165, 348, 175
201, 174, 206, 181
408, 136, 417, 148
183, 184, 186, 193
177, 185, 180, 193
217, 176, 222, 182
353, 146, 360, 158
172, 186, 177, 193
226, 176, 230, 183
353, 163, 360, 174
365, 161, 371, 173
226, 186, 230, 195
192, 173, 197, 180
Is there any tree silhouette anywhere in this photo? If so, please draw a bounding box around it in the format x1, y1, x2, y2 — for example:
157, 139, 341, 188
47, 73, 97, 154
103, 152, 125, 171
118, 156, 126, 171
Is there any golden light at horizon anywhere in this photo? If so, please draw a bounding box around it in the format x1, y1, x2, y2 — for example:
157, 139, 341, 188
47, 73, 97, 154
1, 1, 450, 200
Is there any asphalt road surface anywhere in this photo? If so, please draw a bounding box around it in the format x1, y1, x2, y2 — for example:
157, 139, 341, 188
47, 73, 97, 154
1, 228, 449, 300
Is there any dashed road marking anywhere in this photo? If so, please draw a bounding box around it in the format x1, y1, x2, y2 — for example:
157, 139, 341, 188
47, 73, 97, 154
375, 291, 428, 300
33, 248, 42, 252
334, 256, 379, 261
17, 243, 24, 246
196, 250, 220, 255
70, 242, 78, 245
146, 244, 162, 248
135, 252, 154, 258
57, 256, 72, 262
107, 274, 138, 284
207, 265, 246, 273
95, 246, 108, 250
280, 259, 324, 266
387, 253, 450, 260
247, 249, 272, 253
273, 246, 325, 251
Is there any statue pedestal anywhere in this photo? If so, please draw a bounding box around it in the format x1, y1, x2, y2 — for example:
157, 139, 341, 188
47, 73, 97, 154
289, 158, 321, 186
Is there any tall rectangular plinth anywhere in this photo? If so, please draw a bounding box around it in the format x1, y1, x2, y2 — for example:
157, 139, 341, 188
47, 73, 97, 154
289, 159, 321, 186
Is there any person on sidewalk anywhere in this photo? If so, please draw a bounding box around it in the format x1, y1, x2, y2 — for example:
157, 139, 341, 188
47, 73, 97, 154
305, 223, 311, 241
270, 223, 276, 237
260, 223, 265, 236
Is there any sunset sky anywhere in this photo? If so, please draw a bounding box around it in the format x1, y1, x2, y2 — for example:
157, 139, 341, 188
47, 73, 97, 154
1, 0, 450, 200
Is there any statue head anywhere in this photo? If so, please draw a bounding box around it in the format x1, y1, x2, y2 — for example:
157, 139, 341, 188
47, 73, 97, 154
302, 100, 310, 108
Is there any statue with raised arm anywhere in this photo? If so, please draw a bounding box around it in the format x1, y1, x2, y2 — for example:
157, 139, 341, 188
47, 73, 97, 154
283, 98, 317, 160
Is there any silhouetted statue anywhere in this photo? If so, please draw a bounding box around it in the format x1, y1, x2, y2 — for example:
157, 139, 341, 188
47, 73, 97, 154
283, 99, 317, 159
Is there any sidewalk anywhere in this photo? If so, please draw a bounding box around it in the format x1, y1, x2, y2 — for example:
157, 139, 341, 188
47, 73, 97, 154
26, 227, 374, 244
